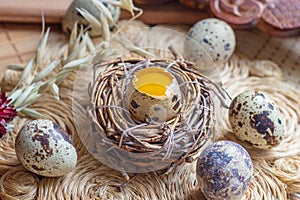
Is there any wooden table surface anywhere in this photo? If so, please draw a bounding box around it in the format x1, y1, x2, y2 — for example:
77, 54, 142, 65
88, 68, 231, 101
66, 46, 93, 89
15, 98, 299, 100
0, 0, 207, 72
0, 23, 64, 83
0, 0, 206, 24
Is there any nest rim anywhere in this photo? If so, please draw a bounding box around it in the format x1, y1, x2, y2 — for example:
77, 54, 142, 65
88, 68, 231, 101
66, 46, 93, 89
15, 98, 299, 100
87, 57, 222, 173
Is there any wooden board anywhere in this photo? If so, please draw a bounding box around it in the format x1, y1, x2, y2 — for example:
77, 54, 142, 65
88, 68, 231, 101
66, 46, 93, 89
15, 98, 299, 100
0, 0, 209, 78
0, 24, 63, 82
0, 0, 206, 24
0, 0, 73, 23
0, 0, 208, 72
0, 24, 62, 66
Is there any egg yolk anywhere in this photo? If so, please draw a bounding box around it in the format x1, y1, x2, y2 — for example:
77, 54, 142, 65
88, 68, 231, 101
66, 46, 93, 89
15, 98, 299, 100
138, 83, 166, 96
134, 67, 173, 97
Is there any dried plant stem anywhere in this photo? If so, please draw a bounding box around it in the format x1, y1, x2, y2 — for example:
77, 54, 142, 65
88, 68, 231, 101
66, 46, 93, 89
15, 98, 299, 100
7, 22, 94, 119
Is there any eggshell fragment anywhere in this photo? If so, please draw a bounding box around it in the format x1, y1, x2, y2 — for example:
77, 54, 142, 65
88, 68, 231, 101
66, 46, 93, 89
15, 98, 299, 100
229, 91, 285, 149
126, 67, 182, 122
196, 140, 253, 200
15, 119, 77, 177
184, 18, 236, 69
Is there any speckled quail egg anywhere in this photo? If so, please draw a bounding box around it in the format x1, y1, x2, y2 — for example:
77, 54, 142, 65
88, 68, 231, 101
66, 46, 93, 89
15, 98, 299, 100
15, 119, 77, 177
229, 91, 285, 149
62, 0, 120, 37
196, 140, 253, 200
126, 66, 182, 122
184, 18, 236, 69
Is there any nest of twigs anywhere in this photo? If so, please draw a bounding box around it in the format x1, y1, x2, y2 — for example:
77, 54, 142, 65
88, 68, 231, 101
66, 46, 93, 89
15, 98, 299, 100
88, 58, 226, 175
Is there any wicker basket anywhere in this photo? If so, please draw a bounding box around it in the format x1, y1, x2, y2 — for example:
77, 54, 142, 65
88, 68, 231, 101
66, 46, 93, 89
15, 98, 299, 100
1, 20, 300, 199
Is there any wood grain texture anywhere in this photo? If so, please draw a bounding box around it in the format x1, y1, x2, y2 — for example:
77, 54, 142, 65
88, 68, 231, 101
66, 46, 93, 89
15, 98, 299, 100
0, 0, 206, 24
0, 1, 208, 69
0, 0, 73, 23
0, 24, 63, 67
0, 24, 41, 66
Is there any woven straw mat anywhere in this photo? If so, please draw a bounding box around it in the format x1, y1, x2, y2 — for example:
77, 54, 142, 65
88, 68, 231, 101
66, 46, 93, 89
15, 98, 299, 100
0, 20, 300, 200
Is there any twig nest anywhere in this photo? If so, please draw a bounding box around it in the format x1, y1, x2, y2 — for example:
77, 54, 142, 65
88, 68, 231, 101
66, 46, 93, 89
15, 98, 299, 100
184, 18, 236, 69
196, 140, 253, 200
229, 91, 285, 149
126, 67, 182, 122
89, 58, 227, 173
62, 0, 120, 37
15, 119, 77, 177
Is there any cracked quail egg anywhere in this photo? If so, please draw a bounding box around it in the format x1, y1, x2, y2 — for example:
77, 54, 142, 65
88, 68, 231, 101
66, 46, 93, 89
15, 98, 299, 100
196, 140, 253, 200
126, 66, 182, 122
184, 18, 236, 70
229, 91, 285, 149
15, 119, 77, 177
62, 0, 120, 37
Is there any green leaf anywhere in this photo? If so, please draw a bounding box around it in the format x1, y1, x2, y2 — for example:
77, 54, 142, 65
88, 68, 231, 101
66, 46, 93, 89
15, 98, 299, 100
19, 107, 46, 119
50, 83, 60, 101
17, 92, 42, 108
100, 12, 110, 42
63, 55, 93, 69
7, 64, 25, 71
35, 27, 50, 69
76, 8, 101, 29
7, 88, 24, 105
32, 60, 60, 82
92, 0, 115, 25
19, 59, 34, 85
125, 46, 156, 58
38, 79, 56, 94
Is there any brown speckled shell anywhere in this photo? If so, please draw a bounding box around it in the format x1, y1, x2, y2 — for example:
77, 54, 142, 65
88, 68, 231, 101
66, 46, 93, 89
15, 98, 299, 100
127, 68, 182, 123
128, 90, 181, 123
229, 91, 285, 149
197, 141, 253, 200
184, 18, 236, 67
15, 119, 77, 177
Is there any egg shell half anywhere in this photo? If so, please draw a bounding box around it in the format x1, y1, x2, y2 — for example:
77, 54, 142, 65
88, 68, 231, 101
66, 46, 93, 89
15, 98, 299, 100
229, 91, 285, 149
196, 140, 253, 200
184, 18, 236, 69
15, 119, 77, 177
127, 67, 182, 122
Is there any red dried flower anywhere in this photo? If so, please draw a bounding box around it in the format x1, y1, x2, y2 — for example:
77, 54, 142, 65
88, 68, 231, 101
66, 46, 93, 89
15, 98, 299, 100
0, 119, 7, 138
0, 93, 17, 122
0, 93, 17, 137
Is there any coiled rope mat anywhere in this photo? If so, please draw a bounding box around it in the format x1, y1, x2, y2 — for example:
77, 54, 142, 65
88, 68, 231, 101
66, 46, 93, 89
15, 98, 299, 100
1, 20, 300, 199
